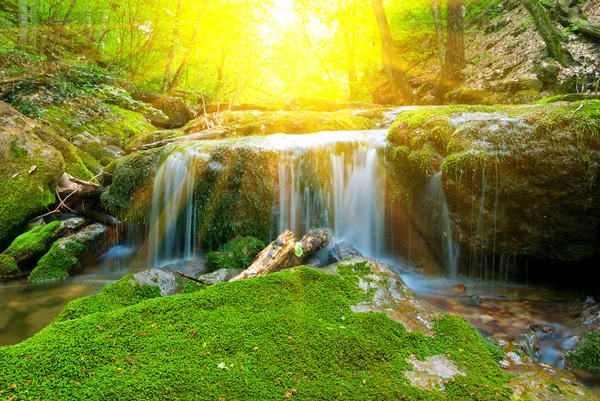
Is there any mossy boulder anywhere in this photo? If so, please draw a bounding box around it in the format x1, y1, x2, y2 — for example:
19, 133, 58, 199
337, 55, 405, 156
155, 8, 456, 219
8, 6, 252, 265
387, 102, 600, 261
0, 254, 19, 277
567, 333, 600, 371
184, 110, 375, 136
28, 223, 107, 283
206, 236, 265, 270
72, 132, 125, 166
0, 259, 516, 400
0, 101, 64, 248
4, 218, 85, 265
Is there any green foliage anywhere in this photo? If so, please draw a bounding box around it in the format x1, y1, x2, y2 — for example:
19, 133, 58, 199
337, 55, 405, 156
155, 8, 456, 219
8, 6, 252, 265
5, 220, 62, 262
0, 254, 19, 277
0, 267, 510, 400
101, 149, 164, 222
184, 280, 207, 294
206, 236, 265, 270
28, 239, 87, 283
567, 333, 600, 371
57, 275, 162, 322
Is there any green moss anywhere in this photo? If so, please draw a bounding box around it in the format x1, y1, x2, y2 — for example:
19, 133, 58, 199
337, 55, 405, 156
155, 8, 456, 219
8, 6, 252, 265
28, 239, 87, 283
184, 280, 206, 294
185, 110, 375, 136
206, 236, 265, 270
43, 104, 155, 143
0, 267, 510, 400
57, 275, 162, 322
32, 125, 94, 180
0, 254, 19, 277
76, 148, 104, 176
5, 220, 62, 262
194, 146, 275, 245
101, 148, 164, 222
567, 333, 600, 371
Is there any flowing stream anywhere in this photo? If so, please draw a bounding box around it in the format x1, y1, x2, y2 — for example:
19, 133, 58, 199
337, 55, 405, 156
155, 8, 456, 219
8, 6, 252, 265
0, 125, 598, 392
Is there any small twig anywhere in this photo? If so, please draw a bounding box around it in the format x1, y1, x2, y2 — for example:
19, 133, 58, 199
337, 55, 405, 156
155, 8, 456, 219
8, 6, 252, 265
31, 188, 79, 221
571, 101, 585, 117
176, 270, 212, 286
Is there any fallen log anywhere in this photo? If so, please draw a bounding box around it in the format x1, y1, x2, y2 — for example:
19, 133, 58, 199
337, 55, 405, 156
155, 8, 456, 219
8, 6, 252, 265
131, 128, 231, 152
230, 229, 332, 281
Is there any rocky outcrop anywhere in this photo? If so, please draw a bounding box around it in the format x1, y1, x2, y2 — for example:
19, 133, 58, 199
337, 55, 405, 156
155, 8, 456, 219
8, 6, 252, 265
28, 223, 107, 283
387, 102, 600, 263
0, 101, 64, 247
132, 92, 195, 129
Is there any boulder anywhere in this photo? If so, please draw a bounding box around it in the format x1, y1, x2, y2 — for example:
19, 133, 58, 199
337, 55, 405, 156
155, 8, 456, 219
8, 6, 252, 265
72, 132, 125, 165
0, 101, 64, 247
328, 241, 363, 264
387, 102, 600, 262
133, 269, 184, 296
133, 92, 195, 129
4, 218, 85, 266
28, 223, 107, 283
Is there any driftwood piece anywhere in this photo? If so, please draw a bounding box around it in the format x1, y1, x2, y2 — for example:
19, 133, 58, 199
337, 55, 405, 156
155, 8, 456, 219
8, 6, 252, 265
132, 128, 231, 152
176, 270, 212, 286
230, 229, 332, 281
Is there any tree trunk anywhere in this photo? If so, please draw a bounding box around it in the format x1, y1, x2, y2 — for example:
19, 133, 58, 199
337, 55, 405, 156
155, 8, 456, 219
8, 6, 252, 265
230, 229, 332, 281
214, 51, 226, 96
444, 0, 466, 89
522, 0, 566, 65
554, 0, 600, 40
163, 0, 183, 92
431, 0, 445, 68
371, 0, 413, 105
341, 0, 358, 100
18, 0, 28, 45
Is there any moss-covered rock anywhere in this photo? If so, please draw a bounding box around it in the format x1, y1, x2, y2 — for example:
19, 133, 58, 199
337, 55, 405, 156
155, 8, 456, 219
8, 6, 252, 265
0, 254, 19, 277
5, 218, 85, 265
387, 101, 600, 261
56, 274, 162, 322
28, 223, 107, 283
101, 148, 165, 222
184, 110, 375, 136
567, 333, 600, 371
206, 236, 265, 270
0, 260, 514, 400
0, 101, 64, 248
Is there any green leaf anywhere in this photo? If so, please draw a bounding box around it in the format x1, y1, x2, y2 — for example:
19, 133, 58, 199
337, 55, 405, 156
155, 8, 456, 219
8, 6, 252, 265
294, 243, 303, 257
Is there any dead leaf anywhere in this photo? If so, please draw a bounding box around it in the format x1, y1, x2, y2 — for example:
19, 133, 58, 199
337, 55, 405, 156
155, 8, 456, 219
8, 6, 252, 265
29, 165, 37, 174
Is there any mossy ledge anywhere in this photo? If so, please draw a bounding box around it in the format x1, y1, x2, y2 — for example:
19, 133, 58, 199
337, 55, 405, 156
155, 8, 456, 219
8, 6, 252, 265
0, 265, 511, 400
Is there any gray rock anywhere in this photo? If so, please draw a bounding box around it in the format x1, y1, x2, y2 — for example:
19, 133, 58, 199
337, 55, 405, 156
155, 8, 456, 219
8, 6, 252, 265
328, 241, 363, 264
58, 217, 86, 232
304, 256, 323, 268
162, 259, 208, 278
197, 268, 244, 285
134, 268, 184, 296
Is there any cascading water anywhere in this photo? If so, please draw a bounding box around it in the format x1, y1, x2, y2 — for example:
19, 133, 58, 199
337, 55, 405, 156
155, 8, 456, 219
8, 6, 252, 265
422, 172, 460, 278
147, 147, 206, 266
146, 130, 388, 267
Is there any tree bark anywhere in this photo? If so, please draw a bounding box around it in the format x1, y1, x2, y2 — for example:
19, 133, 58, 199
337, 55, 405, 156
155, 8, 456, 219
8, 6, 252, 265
444, 0, 466, 89
163, 0, 183, 92
522, 0, 566, 65
431, 0, 445, 68
18, 0, 28, 45
553, 0, 600, 40
230, 229, 332, 281
371, 0, 413, 105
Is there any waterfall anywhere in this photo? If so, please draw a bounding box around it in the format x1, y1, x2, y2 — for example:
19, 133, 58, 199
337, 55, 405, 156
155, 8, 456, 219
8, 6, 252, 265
423, 172, 460, 278
147, 148, 203, 267
146, 130, 388, 267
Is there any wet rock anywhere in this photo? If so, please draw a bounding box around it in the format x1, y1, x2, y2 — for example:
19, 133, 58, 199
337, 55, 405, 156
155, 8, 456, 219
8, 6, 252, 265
162, 259, 208, 278
196, 268, 244, 285
134, 269, 184, 296
327, 242, 363, 264
28, 223, 107, 283
303, 255, 323, 268
519, 332, 541, 361
453, 284, 467, 293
